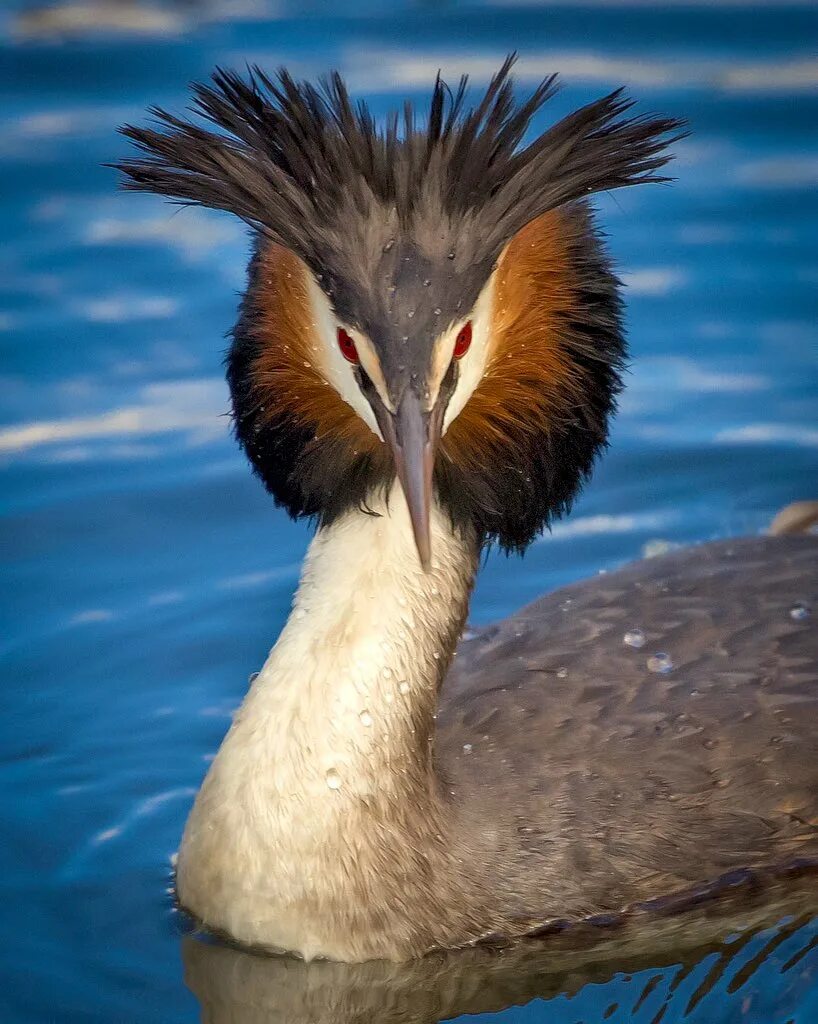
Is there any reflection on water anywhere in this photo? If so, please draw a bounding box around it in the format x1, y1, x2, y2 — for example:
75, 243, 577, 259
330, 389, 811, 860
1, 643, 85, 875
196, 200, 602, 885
184, 882, 818, 1023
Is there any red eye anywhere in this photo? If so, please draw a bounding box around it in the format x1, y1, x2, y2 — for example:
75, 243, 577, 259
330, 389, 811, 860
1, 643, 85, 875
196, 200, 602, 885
337, 327, 359, 363
453, 321, 472, 359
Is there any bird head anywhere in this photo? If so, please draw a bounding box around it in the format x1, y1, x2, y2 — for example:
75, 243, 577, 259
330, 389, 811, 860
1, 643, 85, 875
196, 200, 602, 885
117, 59, 682, 567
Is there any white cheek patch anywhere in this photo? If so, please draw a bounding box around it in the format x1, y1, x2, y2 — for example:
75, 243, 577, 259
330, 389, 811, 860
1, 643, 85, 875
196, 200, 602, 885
304, 269, 496, 442
304, 274, 383, 440
442, 272, 496, 434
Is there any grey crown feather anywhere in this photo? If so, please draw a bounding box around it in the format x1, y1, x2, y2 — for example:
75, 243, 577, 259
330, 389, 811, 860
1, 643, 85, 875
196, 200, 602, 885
116, 56, 685, 270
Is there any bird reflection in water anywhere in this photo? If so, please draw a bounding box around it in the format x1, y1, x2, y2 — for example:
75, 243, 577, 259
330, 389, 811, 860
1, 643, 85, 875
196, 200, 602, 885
183, 877, 818, 1023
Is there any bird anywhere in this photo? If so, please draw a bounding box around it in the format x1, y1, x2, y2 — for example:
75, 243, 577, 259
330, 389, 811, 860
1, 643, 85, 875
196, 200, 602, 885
116, 59, 818, 963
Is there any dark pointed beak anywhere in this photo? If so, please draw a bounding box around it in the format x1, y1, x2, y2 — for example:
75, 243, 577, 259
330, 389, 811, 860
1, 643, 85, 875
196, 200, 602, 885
373, 389, 444, 571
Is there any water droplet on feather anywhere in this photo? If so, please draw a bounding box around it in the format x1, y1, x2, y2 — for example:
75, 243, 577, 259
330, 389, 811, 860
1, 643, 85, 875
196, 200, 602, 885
647, 652, 674, 674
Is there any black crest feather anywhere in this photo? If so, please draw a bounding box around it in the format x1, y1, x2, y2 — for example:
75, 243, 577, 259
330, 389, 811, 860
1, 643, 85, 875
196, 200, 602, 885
116, 57, 684, 268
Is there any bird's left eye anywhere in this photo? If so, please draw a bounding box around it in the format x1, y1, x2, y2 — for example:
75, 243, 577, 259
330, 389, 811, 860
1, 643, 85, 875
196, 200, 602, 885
453, 321, 472, 359
337, 327, 359, 363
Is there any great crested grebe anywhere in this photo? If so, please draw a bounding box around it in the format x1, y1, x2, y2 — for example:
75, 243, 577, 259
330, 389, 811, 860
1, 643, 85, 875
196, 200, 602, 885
117, 61, 818, 962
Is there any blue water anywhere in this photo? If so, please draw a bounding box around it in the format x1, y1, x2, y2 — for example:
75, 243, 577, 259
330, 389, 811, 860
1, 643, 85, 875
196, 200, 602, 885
1, 1, 817, 1021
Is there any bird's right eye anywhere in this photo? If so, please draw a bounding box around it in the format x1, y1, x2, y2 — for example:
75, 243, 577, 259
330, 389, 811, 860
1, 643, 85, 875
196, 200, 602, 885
337, 327, 359, 363
453, 321, 472, 359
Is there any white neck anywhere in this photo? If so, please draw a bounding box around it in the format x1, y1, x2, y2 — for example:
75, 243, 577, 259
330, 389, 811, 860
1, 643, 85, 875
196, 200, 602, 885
176, 484, 477, 958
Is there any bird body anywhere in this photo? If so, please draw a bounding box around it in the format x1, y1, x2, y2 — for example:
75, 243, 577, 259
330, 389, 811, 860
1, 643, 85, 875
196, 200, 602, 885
117, 62, 818, 962
176, 492, 818, 961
